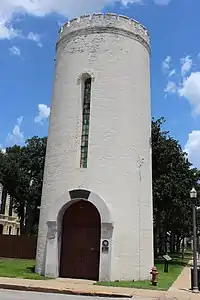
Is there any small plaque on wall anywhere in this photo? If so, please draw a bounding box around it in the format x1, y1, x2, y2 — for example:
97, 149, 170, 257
102, 240, 109, 253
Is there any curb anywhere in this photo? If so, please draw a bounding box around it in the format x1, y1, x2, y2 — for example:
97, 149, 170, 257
0, 284, 133, 298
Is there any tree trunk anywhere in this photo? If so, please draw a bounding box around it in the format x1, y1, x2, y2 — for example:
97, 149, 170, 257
25, 205, 34, 235
0, 187, 7, 214
154, 228, 158, 257
164, 233, 168, 254
176, 235, 181, 253
170, 232, 176, 253
20, 218, 25, 235
159, 230, 165, 255
164, 221, 168, 254
156, 212, 164, 256
8, 196, 14, 217
19, 204, 25, 235
181, 238, 185, 259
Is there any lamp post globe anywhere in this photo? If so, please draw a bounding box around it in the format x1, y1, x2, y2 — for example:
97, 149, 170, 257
190, 187, 197, 199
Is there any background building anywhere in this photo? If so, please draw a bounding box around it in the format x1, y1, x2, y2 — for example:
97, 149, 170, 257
0, 184, 20, 235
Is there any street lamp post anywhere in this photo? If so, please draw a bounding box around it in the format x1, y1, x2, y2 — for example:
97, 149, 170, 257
190, 187, 199, 293
197, 231, 199, 260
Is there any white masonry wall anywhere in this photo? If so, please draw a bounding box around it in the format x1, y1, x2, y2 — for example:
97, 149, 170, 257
36, 13, 153, 281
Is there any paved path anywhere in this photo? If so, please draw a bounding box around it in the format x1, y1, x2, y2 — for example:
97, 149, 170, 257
0, 260, 200, 300
0, 289, 155, 300
0, 277, 165, 298
169, 264, 191, 292
164, 260, 200, 300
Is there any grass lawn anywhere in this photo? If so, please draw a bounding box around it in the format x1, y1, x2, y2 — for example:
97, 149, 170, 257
0, 253, 192, 287
96, 253, 192, 291
0, 258, 47, 280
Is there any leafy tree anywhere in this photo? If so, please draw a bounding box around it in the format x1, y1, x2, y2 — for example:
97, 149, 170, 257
152, 118, 200, 256
22, 136, 47, 234
0, 137, 47, 235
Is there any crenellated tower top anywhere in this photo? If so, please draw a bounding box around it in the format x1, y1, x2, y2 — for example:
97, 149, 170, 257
57, 13, 150, 52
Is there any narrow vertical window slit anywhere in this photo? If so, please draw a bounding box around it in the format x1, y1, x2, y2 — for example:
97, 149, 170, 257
80, 77, 91, 168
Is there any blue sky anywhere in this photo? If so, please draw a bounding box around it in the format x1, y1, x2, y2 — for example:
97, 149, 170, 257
0, 0, 200, 167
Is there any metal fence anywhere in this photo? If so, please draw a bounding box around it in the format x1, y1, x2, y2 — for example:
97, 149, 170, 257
0, 235, 37, 259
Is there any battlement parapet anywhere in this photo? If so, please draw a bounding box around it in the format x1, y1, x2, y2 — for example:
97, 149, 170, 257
58, 13, 150, 50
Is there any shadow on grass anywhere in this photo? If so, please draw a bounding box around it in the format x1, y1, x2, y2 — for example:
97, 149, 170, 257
26, 265, 35, 273
155, 252, 192, 267
155, 259, 188, 267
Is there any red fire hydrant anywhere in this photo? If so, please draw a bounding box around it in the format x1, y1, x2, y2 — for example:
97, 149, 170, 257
150, 266, 158, 286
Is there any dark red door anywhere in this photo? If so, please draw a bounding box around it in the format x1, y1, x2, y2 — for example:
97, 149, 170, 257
60, 200, 101, 280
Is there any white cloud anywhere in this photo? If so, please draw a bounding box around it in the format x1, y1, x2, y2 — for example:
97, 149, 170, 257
0, 1, 140, 20
180, 56, 193, 77
0, 0, 172, 39
0, 145, 6, 154
168, 69, 176, 77
7, 116, 25, 145
154, 0, 172, 5
185, 131, 200, 168
164, 81, 177, 94
0, 19, 20, 39
0, 0, 139, 40
9, 45, 21, 56
178, 72, 200, 116
162, 56, 171, 74
162, 54, 200, 117
27, 32, 42, 47
121, 0, 141, 4
34, 104, 50, 124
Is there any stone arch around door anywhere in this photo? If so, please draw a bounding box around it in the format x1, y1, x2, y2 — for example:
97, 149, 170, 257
45, 190, 113, 281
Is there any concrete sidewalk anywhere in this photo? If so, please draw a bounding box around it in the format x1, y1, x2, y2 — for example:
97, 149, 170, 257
165, 260, 200, 300
0, 261, 199, 299
0, 275, 198, 300
0, 276, 165, 298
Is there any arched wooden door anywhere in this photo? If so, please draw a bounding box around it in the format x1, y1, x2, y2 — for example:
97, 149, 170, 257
60, 200, 101, 280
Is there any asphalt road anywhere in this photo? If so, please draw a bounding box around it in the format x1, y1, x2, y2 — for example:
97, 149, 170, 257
0, 289, 132, 300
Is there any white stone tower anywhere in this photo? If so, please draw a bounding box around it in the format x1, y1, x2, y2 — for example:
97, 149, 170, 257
36, 13, 153, 282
